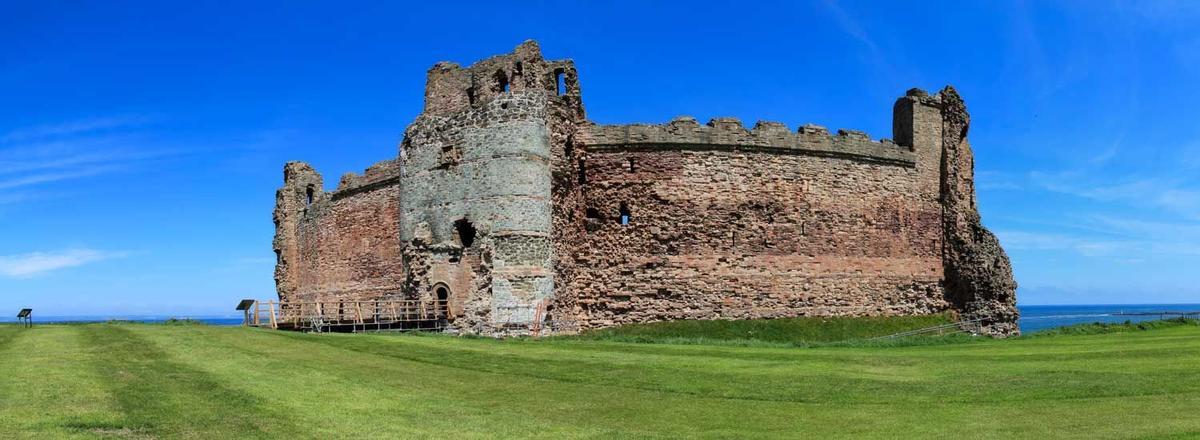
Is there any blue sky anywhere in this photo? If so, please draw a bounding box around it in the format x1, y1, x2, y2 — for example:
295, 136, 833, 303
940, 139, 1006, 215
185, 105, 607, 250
2, 1, 1198, 316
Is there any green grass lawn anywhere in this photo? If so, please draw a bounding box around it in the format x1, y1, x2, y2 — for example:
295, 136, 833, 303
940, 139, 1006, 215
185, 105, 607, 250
1, 320, 1199, 439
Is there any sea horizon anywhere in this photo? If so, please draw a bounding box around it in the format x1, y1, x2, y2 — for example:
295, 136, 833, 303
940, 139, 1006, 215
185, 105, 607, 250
5, 303, 1197, 333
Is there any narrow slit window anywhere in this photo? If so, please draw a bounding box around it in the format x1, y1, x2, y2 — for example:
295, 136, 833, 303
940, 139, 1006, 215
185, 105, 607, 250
619, 203, 631, 225
578, 158, 587, 184
305, 186, 314, 207
467, 87, 477, 105
625, 158, 636, 172
555, 69, 566, 96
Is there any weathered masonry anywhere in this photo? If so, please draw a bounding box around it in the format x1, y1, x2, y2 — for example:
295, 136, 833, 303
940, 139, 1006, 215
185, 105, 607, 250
273, 41, 1019, 337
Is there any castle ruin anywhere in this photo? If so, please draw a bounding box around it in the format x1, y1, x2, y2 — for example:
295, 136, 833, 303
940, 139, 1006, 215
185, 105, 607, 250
272, 41, 1019, 337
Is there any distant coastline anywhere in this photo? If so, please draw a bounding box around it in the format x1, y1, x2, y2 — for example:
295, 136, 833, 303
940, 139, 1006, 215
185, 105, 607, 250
3, 304, 1197, 333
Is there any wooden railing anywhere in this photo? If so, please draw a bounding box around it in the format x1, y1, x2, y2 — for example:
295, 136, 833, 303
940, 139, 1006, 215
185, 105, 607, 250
245, 299, 449, 331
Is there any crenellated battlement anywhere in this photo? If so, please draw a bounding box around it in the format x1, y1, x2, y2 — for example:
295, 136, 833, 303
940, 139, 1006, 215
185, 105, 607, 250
577, 117, 915, 166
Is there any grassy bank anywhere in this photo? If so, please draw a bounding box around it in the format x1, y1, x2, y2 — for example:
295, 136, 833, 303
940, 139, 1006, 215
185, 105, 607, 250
1, 321, 1199, 438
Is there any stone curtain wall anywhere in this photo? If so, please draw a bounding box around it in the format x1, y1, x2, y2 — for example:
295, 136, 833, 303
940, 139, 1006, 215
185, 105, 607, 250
273, 161, 404, 303
564, 116, 950, 328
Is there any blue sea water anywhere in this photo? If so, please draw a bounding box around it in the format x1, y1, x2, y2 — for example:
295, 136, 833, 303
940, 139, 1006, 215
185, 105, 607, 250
1017, 304, 1200, 333
0, 315, 244, 326
4, 304, 1199, 333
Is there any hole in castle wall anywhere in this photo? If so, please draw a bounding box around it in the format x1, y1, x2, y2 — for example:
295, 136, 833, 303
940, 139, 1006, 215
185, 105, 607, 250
619, 203, 631, 225
495, 69, 509, 93
305, 186, 314, 207
586, 208, 602, 232
554, 69, 566, 96
467, 87, 477, 105
578, 159, 587, 184
625, 158, 636, 172
435, 286, 449, 318
274, 249, 281, 264
454, 218, 476, 248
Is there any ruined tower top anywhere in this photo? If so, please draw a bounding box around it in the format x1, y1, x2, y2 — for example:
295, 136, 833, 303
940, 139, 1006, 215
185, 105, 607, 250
422, 40, 583, 117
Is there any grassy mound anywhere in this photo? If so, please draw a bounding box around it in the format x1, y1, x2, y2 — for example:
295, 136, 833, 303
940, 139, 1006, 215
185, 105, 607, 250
1027, 317, 1200, 337
562, 312, 960, 346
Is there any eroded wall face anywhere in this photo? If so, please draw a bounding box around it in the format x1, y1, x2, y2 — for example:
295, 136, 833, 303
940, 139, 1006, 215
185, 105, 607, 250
274, 161, 403, 303
562, 145, 948, 328
398, 41, 581, 334
400, 95, 555, 332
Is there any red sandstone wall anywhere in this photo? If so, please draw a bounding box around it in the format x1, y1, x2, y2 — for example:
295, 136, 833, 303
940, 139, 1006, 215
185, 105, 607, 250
564, 138, 949, 328
275, 161, 403, 303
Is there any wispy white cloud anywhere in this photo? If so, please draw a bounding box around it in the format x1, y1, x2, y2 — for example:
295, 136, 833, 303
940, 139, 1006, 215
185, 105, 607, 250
1030, 171, 1200, 219
0, 249, 127, 278
997, 210, 1200, 261
0, 116, 182, 205
817, 0, 915, 84
0, 115, 155, 145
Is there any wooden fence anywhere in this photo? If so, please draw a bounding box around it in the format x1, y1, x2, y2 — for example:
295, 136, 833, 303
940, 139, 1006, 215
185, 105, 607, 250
244, 299, 449, 332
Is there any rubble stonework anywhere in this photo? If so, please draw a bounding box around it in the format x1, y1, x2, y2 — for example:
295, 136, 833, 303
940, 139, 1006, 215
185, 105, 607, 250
272, 41, 1020, 337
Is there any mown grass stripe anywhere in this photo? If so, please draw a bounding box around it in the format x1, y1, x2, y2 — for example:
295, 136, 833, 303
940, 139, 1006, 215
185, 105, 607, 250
0, 327, 126, 439
265, 328, 1200, 405
79, 325, 287, 439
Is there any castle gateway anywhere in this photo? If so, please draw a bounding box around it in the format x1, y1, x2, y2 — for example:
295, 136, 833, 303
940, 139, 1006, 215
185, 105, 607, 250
272, 41, 1019, 337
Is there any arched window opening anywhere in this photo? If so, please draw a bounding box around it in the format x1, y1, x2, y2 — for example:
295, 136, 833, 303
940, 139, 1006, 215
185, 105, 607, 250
305, 186, 314, 207
578, 159, 587, 184
435, 286, 449, 318
495, 69, 509, 93
619, 203, 631, 225
454, 218, 477, 248
554, 69, 566, 96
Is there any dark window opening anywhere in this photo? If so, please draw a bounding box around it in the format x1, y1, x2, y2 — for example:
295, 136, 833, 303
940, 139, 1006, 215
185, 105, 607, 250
625, 158, 636, 172
619, 203, 631, 225
454, 218, 476, 248
435, 286, 449, 318
467, 87, 476, 105
586, 208, 602, 229
554, 69, 566, 96
495, 69, 509, 93
578, 159, 587, 184
305, 186, 314, 207
565, 135, 574, 157
274, 249, 282, 264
